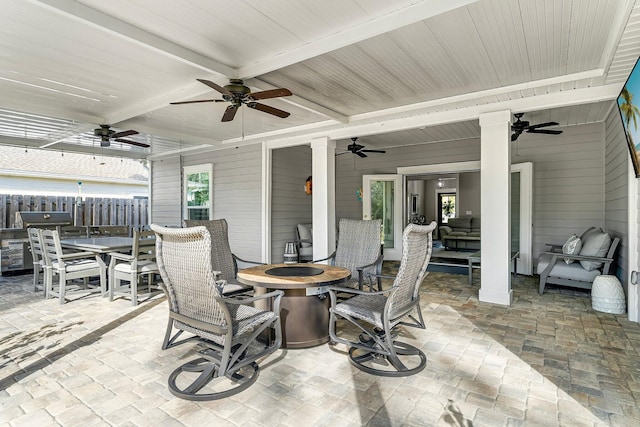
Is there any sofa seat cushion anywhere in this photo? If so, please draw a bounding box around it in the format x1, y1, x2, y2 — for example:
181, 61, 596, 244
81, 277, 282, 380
447, 231, 469, 237
467, 232, 481, 238
537, 254, 602, 282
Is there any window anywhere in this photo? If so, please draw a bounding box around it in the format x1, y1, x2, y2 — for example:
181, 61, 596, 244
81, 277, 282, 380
183, 164, 212, 220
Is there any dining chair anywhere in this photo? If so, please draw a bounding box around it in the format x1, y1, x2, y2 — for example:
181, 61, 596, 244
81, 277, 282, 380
108, 229, 160, 305
26, 227, 47, 295
328, 221, 436, 377
184, 219, 262, 296
40, 228, 107, 304
315, 219, 384, 291
151, 224, 283, 400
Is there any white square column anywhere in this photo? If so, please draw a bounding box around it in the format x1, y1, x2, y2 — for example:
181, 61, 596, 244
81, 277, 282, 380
479, 110, 513, 305
311, 137, 336, 261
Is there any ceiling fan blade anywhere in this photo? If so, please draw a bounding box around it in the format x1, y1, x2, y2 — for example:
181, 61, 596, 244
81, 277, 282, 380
248, 88, 293, 100
527, 121, 559, 129
170, 99, 216, 105
360, 149, 386, 154
197, 78, 232, 96
221, 105, 238, 122
356, 151, 367, 158
511, 133, 520, 141
247, 102, 290, 118
115, 138, 150, 148
111, 129, 138, 139
527, 129, 563, 135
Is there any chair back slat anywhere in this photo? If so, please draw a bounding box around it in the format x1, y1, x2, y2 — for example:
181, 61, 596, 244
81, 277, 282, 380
184, 219, 236, 280
388, 222, 436, 318
334, 219, 382, 280
40, 229, 65, 266
27, 227, 44, 263
133, 229, 156, 262
152, 225, 228, 328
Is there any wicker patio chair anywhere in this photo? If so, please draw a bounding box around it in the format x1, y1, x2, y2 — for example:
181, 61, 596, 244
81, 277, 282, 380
315, 219, 383, 291
184, 219, 262, 296
151, 224, 283, 401
328, 221, 436, 377
108, 229, 160, 305
40, 228, 107, 304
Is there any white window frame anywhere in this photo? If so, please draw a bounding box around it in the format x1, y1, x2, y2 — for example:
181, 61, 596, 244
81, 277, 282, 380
183, 163, 213, 221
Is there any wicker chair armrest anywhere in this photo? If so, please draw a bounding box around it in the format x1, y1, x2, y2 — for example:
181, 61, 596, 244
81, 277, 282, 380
356, 254, 384, 271
312, 251, 336, 264
223, 289, 283, 306
232, 254, 264, 266
327, 286, 391, 297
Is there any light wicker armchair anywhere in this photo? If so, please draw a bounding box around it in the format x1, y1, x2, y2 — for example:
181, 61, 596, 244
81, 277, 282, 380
315, 219, 383, 291
184, 219, 261, 296
328, 221, 436, 377
151, 224, 283, 401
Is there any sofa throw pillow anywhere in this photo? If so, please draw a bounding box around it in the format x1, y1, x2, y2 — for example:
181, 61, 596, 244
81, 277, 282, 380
297, 224, 312, 248
562, 235, 582, 264
579, 231, 611, 271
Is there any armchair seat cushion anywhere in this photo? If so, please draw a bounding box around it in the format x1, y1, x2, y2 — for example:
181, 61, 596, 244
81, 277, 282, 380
536, 254, 602, 283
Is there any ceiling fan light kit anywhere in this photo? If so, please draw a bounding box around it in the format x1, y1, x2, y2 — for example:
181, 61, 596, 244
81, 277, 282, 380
171, 79, 292, 122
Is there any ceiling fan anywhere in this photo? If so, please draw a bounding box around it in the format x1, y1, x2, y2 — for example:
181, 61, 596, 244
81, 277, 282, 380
511, 113, 563, 141
337, 137, 386, 158
93, 125, 149, 148
170, 78, 292, 122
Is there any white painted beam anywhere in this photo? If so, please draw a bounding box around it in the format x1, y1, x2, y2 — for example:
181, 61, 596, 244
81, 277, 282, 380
219, 83, 621, 147
28, 0, 235, 77
247, 78, 348, 123
238, 0, 480, 78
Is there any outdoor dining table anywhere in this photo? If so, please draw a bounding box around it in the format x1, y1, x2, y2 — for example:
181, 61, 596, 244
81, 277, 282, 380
237, 263, 351, 349
60, 236, 134, 254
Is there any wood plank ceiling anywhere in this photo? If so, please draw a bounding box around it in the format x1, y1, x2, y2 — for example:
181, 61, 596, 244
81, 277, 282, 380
0, 0, 639, 159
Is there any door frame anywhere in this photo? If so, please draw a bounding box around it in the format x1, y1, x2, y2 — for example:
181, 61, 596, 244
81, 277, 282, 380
362, 174, 404, 260
397, 161, 533, 275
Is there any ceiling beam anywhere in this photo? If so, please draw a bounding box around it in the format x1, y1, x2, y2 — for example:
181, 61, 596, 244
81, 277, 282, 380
0, 135, 147, 159
254, 83, 620, 148
28, 0, 235, 78
247, 78, 348, 123
237, 0, 480, 78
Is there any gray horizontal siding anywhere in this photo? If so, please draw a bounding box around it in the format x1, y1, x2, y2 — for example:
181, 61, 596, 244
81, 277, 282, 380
151, 145, 263, 262
150, 156, 181, 227
271, 146, 312, 263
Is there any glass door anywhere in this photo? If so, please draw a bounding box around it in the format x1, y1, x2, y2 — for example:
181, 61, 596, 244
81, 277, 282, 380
362, 175, 403, 260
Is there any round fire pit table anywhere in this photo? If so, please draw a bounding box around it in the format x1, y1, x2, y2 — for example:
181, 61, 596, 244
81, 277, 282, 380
237, 263, 351, 349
